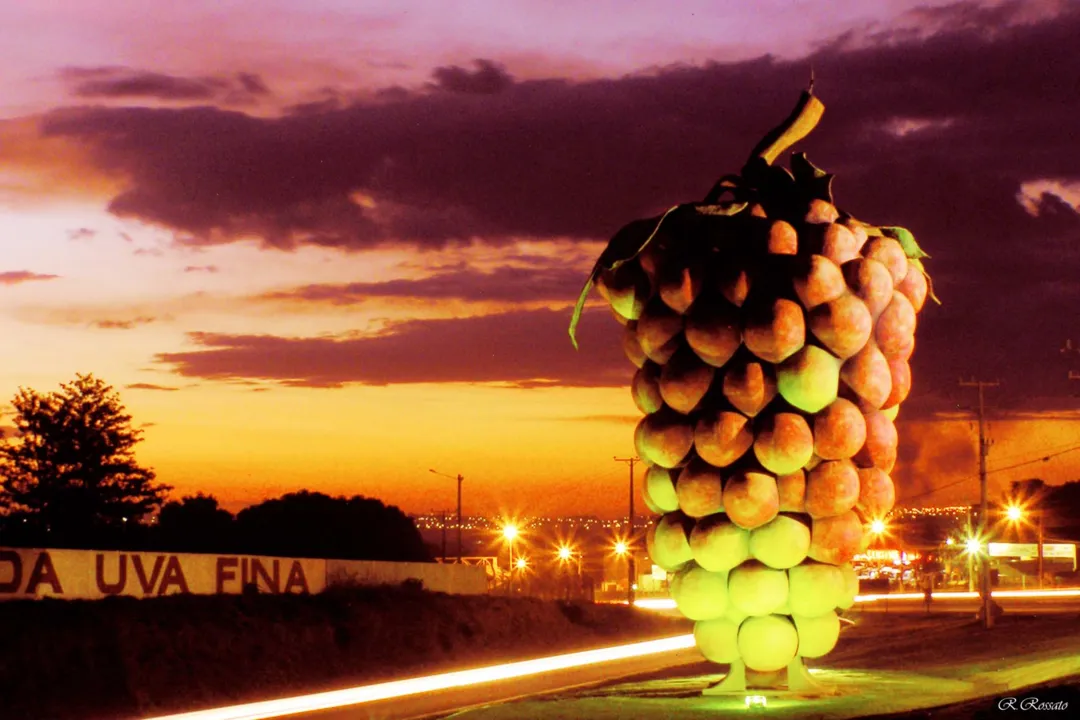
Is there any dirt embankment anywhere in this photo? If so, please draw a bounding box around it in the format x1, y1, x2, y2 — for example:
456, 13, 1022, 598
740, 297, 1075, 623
0, 586, 689, 720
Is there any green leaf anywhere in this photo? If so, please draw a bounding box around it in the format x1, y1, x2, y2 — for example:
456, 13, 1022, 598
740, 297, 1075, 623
910, 258, 942, 306
567, 276, 595, 350
881, 226, 930, 260
790, 152, 835, 203
694, 202, 749, 216
568, 206, 680, 349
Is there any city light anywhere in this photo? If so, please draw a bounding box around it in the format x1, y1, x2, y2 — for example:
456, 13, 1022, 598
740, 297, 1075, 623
515, 557, 528, 570
870, 519, 887, 535
627, 587, 1080, 612
502, 524, 518, 541
1006, 505, 1024, 522
965, 537, 983, 554
946, 537, 955, 545
143, 635, 698, 720
613, 541, 628, 556
557, 546, 573, 561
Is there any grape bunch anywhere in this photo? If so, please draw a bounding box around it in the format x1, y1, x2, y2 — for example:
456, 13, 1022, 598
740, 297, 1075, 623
568, 86, 937, 686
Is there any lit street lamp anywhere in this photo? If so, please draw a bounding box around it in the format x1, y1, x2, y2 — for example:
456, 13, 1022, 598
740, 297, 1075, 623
429, 469, 464, 564
556, 545, 583, 601
963, 535, 984, 592
502, 524, 518, 595
1005, 502, 1045, 589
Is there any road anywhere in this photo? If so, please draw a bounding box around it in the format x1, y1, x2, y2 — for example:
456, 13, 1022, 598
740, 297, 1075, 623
297, 646, 705, 720
855, 589, 1080, 614
147, 636, 704, 720
153, 589, 1080, 720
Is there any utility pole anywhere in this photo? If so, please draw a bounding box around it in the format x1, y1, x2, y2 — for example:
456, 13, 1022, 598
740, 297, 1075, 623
614, 456, 639, 606
1037, 511, 1045, 589
959, 378, 1000, 629
456, 474, 463, 563
441, 510, 447, 561
429, 469, 465, 563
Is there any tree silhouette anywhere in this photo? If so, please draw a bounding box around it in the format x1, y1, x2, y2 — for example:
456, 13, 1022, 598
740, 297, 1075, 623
234, 491, 431, 562
0, 373, 169, 547
155, 493, 235, 553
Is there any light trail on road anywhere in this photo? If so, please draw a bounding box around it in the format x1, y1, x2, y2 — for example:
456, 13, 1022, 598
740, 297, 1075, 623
142, 634, 697, 720
629, 586, 1080, 610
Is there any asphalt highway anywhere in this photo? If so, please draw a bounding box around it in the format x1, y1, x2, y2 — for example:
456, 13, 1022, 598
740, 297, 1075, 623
299, 646, 705, 720
855, 590, 1080, 615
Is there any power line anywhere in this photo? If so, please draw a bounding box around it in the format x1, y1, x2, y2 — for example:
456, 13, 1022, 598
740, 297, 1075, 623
988, 444, 1080, 475
988, 438, 1080, 465
900, 442, 1080, 503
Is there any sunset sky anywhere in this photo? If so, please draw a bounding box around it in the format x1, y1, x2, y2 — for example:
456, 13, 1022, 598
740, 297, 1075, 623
1, 0, 1079, 518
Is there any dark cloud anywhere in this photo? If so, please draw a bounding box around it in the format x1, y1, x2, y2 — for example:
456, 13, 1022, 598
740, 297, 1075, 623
0, 271, 60, 285
67, 227, 97, 241
183, 265, 219, 273
60, 66, 271, 103
38, 4, 1080, 410
93, 316, 158, 330
258, 263, 588, 305
427, 59, 514, 94
237, 73, 271, 96
126, 383, 179, 392
154, 307, 630, 389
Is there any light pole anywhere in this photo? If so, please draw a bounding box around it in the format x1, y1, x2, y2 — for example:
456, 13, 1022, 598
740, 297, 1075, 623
1006, 503, 1045, 589
502, 524, 518, 595
430, 469, 464, 563
959, 377, 999, 628
614, 456, 639, 606
557, 545, 583, 601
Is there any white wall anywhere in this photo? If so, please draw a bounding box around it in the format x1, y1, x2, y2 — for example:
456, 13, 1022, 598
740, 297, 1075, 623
0, 547, 486, 600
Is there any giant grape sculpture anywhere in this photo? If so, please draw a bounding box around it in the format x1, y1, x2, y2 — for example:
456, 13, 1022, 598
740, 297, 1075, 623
569, 84, 937, 693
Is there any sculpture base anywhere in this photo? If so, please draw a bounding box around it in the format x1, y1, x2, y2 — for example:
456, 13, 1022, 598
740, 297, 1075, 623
702, 657, 837, 697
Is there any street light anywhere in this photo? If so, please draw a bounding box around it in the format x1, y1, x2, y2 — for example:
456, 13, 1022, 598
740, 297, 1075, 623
870, 519, 887, 536
614, 541, 628, 556
1005, 502, 1045, 589
556, 544, 583, 601
429, 469, 464, 564
502, 524, 518, 595
962, 534, 984, 592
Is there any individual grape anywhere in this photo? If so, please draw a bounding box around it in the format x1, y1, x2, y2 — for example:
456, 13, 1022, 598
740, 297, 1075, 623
738, 615, 799, 673
675, 458, 725, 518
749, 514, 811, 569
694, 408, 754, 468
690, 515, 751, 572
776, 345, 842, 413
812, 398, 866, 460
753, 411, 815, 475
723, 468, 780, 530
